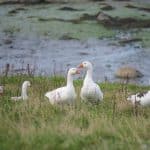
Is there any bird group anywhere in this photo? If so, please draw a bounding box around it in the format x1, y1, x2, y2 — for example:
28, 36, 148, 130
45, 61, 103, 105
1, 61, 150, 107
9, 61, 103, 104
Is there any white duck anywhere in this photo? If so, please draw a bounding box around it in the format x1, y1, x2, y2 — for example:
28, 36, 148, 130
45, 68, 80, 105
127, 91, 150, 106
11, 81, 31, 101
78, 61, 103, 103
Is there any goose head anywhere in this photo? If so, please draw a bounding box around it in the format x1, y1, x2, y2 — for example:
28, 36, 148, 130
68, 68, 80, 75
78, 61, 92, 70
21, 81, 31, 100
22, 81, 31, 88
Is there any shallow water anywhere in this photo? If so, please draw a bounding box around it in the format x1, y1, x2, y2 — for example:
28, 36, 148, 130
0, 2, 150, 85
0, 34, 150, 85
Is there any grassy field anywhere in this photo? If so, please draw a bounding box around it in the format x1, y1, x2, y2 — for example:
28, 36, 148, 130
0, 75, 150, 150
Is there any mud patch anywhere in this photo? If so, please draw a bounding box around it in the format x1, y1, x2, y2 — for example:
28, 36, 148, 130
101, 4, 114, 11
97, 12, 150, 28
58, 6, 83, 11
8, 7, 27, 15
119, 38, 142, 45
59, 34, 79, 40
37, 17, 81, 24
113, 0, 131, 1
80, 13, 97, 21
125, 4, 150, 12
90, 0, 105, 1
3, 38, 13, 45
78, 52, 89, 56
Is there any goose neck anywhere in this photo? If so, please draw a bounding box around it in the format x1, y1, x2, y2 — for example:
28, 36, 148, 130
67, 73, 74, 88
85, 67, 93, 80
21, 83, 28, 100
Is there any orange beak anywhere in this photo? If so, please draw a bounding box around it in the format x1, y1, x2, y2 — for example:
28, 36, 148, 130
78, 63, 83, 68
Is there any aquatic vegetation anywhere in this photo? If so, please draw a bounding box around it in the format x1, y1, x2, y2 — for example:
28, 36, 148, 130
0, 1, 149, 42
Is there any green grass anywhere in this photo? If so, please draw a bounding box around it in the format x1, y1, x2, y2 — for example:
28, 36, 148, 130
0, 75, 150, 150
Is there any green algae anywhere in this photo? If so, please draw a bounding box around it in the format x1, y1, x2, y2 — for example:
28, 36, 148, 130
0, 3, 114, 39
0, 1, 149, 43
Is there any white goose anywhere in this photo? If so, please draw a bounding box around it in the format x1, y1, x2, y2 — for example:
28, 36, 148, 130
45, 68, 80, 105
127, 91, 150, 106
11, 81, 31, 101
78, 61, 103, 103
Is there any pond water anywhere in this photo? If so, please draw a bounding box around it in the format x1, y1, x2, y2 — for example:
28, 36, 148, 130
0, 2, 150, 85
0, 34, 150, 85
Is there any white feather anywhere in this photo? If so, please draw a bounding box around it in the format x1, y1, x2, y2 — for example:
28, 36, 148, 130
127, 91, 150, 106
45, 68, 79, 105
11, 81, 31, 101
79, 61, 103, 103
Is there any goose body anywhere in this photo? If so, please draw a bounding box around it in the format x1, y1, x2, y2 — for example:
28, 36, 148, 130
11, 81, 31, 101
45, 68, 79, 105
127, 91, 150, 106
78, 61, 103, 103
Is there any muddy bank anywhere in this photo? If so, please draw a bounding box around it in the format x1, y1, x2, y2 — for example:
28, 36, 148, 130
96, 12, 150, 28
